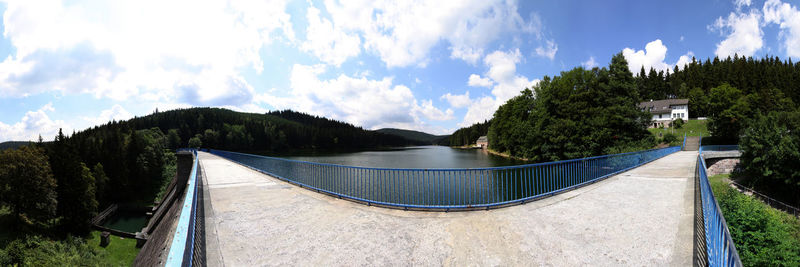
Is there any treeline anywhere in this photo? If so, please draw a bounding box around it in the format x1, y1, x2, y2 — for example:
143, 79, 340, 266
117, 108, 422, 151
634, 55, 800, 118
0, 128, 175, 236
488, 53, 653, 161
446, 120, 490, 147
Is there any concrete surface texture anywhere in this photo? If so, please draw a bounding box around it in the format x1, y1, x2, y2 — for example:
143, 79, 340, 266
199, 151, 697, 266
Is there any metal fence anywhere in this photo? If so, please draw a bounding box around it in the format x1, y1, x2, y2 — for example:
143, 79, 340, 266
166, 149, 200, 267
700, 145, 740, 153
696, 154, 742, 266
209, 146, 680, 210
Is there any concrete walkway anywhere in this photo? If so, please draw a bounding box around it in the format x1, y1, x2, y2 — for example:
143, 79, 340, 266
199, 151, 697, 266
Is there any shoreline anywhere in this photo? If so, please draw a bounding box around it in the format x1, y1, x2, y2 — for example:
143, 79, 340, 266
486, 148, 531, 162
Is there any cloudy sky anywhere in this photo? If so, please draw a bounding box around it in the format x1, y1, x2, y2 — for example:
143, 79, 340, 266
1, 0, 799, 142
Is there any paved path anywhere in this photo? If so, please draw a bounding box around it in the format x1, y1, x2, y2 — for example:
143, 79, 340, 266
199, 151, 697, 266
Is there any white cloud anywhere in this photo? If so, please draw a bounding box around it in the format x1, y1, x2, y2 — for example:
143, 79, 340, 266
323, 0, 538, 67
255, 64, 452, 133
534, 39, 558, 60
623, 40, 696, 74
763, 0, 800, 58
735, 0, 752, 9
81, 104, 133, 127
457, 49, 538, 127
300, 4, 361, 66
675, 51, 695, 70
441, 91, 472, 108
0, 103, 70, 142
622, 39, 671, 74
460, 96, 497, 127
710, 10, 763, 58
0, 0, 293, 106
582, 56, 598, 68
467, 74, 493, 87
414, 99, 454, 121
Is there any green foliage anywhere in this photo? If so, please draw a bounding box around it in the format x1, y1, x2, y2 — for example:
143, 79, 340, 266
636, 55, 800, 119
709, 174, 800, 267
0, 146, 57, 226
662, 133, 678, 144
92, 163, 108, 207
47, 130, 97, 234
688, 87, 709, 117
739, 111, 800, 207
0, 235, 105, 266
488, 53, 653, 161
672, 118, 684, 129
155, 150, 177, 203
188, 135, 202, 148
166, 129, 181, 149
448, 120, 491, 146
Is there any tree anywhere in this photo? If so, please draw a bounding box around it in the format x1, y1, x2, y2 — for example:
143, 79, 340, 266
488, 53, 653, 161
92, 163, 109, 208
48, 129, 98, 234
167, 129, 181, 149
688, 87, 708, 118
0, 146, 57, 226
188, 135, 202, 148
739, 111, 800, 206
708, 84, 745, 141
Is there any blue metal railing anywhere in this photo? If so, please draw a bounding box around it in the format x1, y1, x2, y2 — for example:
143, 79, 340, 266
697, 154, 742, 266
700, 145, 739, 153
209, 146, 680, 210
166, 149, 199, 267
682, 133, 687, 149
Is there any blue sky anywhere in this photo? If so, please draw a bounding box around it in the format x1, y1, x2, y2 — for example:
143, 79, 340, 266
1, 0, 799, 141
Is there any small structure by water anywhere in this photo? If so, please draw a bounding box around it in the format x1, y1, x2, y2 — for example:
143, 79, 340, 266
91, 204, 150, 240
475, 136, 488, 149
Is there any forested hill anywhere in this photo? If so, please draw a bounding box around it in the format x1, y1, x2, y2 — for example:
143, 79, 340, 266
375, 128, 448, 144
79, 107, 424, 151
0, 141, 34, 151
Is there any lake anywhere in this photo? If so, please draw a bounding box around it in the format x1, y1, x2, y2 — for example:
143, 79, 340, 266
277, 146, 523, 168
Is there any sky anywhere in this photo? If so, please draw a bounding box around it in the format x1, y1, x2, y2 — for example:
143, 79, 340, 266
1, 0, 800, 142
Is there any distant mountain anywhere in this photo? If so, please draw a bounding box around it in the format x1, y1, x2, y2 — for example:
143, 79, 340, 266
375, 128, 449, 145
0, 141, 34, 151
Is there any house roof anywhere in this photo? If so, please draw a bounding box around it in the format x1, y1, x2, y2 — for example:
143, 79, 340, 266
638, 99, 688, 114
476, 136, 488, 143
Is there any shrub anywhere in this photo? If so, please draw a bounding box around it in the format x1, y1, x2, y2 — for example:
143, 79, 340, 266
662, 133, 677, 144
672, 118, 684, 129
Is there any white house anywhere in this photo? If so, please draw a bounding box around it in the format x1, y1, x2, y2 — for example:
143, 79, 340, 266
638, 99, 689, 128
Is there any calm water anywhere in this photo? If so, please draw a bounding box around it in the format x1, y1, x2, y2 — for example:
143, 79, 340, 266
280, 146, 523, 168
102, 211, 147, 233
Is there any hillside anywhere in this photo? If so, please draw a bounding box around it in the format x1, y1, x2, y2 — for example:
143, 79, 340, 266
76, 108, 424, 151
375, 128, 448, 145
0, 141, 34, 151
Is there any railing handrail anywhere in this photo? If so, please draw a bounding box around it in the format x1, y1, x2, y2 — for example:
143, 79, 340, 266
208, 146, 680, 211
166, 149, 199, 267
729, 180, 800, 217
210, 146, 676, 171
700, 145, 739, 153
697, 154, 743, 266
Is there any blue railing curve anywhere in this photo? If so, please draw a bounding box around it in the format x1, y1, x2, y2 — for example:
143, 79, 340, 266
166, 149, 199, 267
697, 153, 742, 266
208, 146, 680, 210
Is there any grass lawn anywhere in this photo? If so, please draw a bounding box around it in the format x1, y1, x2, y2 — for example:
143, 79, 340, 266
87, 231, 140, 266
648, 118, 709, 138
